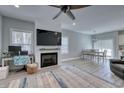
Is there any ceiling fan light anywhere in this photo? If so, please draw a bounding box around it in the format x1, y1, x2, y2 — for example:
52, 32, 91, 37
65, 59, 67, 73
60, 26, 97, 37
14, 5, 20, 8
72, 23, 76, 26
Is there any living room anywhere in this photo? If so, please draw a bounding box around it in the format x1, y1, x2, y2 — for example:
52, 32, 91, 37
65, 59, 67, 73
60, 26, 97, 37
0, 5, 124, 88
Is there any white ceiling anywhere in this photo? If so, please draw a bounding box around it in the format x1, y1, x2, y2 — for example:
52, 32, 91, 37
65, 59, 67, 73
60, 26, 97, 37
0, 5, 124, 34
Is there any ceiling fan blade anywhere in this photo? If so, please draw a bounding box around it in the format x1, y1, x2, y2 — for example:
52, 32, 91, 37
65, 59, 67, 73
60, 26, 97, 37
49, 5, 61, 8
53, 10, 62, 20
70, 5, 90, 9
66, 10, 75, 20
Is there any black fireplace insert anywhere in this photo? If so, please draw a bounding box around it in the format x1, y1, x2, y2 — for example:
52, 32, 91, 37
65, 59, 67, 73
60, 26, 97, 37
41, 53, 58, 67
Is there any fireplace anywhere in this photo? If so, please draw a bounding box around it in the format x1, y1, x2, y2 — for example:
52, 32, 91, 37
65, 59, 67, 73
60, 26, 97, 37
41, 52, 58, 67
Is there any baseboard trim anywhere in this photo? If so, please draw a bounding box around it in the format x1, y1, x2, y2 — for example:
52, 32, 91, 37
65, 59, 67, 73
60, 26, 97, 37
62, 57, 80, 62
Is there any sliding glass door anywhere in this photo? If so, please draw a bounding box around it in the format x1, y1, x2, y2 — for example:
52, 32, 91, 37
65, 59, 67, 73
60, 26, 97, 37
93, 39, 113, 58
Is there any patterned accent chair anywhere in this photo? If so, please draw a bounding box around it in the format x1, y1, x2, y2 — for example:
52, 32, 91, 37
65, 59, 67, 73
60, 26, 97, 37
13, 56, 30, 71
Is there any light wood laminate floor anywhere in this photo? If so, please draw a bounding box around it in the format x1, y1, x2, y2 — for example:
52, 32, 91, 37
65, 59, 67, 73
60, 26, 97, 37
0, 59, 124, 88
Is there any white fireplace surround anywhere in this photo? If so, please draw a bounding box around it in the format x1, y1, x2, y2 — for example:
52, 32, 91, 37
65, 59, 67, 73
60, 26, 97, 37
35, 46, 61, 69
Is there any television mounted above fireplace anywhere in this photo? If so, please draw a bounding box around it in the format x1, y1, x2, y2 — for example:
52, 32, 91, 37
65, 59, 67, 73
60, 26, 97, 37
37, 29, 62, 46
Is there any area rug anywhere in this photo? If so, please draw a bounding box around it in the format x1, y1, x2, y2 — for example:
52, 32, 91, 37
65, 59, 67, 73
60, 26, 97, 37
7, 66, 115, 88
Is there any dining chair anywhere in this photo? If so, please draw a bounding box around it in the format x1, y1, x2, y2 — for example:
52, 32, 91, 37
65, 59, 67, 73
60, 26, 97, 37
103, 50, 107, 62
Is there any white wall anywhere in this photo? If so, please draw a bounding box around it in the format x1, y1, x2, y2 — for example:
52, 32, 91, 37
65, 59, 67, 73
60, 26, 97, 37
62, 29, 92, 61
35, 20, 61, 32
0, 15, 2, 64
0, 15, 2, 52
2, 16, 35, 53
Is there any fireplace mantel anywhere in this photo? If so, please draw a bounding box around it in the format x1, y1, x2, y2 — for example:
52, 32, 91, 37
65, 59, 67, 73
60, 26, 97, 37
35, 46, 61, 69
39, 48, 60, 51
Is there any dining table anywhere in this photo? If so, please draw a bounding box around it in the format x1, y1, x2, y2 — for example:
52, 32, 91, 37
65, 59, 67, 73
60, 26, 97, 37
81, 50, 105, 62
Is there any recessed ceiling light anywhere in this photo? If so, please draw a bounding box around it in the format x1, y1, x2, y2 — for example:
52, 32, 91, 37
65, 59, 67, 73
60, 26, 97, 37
72, 23, 76, 26
14, 5, 20, 8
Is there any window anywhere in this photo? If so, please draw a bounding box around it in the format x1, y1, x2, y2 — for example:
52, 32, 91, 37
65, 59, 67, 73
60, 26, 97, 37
93, 39, 113, 58
10, 29, 32, 54
61, 37, 69, 54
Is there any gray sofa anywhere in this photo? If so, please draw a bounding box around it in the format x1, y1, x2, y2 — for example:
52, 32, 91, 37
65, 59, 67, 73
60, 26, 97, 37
110, 59, 124, 79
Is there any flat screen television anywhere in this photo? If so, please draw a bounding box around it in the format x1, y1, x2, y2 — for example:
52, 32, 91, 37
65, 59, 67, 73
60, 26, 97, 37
37, 29, 62, 46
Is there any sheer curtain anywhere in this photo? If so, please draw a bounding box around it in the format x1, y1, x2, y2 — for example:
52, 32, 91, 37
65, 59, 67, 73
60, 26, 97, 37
11, 29, 32, 54
93, 39, 113, 57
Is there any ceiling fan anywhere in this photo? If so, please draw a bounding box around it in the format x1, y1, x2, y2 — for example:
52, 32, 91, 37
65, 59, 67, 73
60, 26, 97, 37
50, 5, 90, 20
